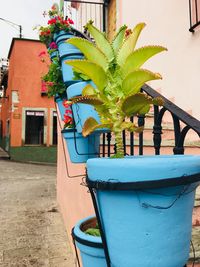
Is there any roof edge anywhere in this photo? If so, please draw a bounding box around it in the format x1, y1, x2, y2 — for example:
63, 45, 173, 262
8, 38, 42, 59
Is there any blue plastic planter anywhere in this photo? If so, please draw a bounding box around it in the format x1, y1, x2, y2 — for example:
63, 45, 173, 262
61, 54, 83, 86
67, 81, 101, 133
55, 94, 68, 121
72, 216, 106, 267
54, 31, 82, 57
54, 31, 83, 86
87, 155, 200, 267
62, 129, 100, 163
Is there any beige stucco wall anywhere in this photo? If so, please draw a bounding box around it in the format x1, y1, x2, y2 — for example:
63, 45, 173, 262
119, 0, 200, 119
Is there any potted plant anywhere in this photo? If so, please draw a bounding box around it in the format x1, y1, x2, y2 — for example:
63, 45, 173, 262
39, 53, 67, 120
38, 4, 83, 86
65, 21, 200, 267
72, 216, 106, 267
61, 100, 100, 164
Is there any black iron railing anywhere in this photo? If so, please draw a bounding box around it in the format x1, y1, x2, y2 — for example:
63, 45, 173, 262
189, 0, 200, 32
100, 84, 200, 157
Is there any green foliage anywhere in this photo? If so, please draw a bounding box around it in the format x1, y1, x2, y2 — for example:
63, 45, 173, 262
84, 223, 100, 237
85, 228, 100, 236
66, 21, 167, 158
42, 57, 65, 97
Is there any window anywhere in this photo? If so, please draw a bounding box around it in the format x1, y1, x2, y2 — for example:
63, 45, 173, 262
25, 111, 44, 145
189, 0, 200, 32
52, 111, 57, 145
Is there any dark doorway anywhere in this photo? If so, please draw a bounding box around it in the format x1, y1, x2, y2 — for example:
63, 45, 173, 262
52, 111, 57, 145
25, 111, 44, 145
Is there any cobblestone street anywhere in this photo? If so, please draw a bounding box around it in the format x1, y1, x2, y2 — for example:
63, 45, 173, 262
0, 159, 75, 267
0, 157, 200, 267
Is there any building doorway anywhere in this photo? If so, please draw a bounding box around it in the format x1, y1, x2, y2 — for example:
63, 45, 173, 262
25, 111, 44, 145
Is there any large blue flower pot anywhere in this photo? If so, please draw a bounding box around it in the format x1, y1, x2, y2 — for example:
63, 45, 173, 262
54, 31, 82, 57
72, 216, 106, 267
67, 81, 101, 133
62, 129, 100, 163
86, 155, 200, 267
54, 31, 83, 86
61, 54, 83, 86
55, 94, 67, 121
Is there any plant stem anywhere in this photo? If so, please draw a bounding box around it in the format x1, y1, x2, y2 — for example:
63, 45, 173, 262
114, 130, 124, 158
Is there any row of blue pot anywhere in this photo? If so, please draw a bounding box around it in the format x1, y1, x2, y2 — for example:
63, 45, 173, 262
53, 31, 102, 164
53, 30, 200, 267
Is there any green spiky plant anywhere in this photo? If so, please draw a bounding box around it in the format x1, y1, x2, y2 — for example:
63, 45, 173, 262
65, 21, 167, 158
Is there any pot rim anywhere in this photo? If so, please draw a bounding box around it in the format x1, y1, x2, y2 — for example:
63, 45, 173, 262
72, 216, 103, 248
86, 155, 200, 190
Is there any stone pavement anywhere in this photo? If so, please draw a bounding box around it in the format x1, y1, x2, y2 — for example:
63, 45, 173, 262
0, 158, 200, 267
0, 147, 9, 159
0, 160, 75, 267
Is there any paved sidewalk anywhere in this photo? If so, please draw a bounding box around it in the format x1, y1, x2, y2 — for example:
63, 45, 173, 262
0, 147, 9, 159
0, 160, 75, 267
0, 159, 200, 267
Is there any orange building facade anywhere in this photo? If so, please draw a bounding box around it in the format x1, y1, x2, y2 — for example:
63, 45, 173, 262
0, 38, 57, 162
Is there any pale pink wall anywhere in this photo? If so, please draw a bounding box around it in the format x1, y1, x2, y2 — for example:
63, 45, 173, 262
119, 0, 200, 119
56, 109, 94, 246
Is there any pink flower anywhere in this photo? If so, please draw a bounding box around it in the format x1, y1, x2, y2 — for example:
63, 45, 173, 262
38, 51, 46, 57
45, 81, 54, 86
49, 42, 58, 49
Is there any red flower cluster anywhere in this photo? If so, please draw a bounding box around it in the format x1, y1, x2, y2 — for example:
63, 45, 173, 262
47, 16, 74, 27
64, 114, 73, 125
48, 18, 57, 25
63, 100, 73, 127
40, 29, 51, 36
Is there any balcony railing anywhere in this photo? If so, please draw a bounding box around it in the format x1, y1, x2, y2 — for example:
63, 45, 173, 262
64, 0, 107, 32
189, 0, 200, 32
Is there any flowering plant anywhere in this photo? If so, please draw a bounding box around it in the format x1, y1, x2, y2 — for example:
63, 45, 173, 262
39, 51, 65, 97
63, 100, 74, 128
38, 5, 74, 46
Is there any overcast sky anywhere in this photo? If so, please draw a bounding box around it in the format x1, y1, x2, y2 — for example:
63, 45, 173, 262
0, 0, 60, 59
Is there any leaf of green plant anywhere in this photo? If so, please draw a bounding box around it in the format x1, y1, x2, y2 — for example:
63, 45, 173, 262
138, 104, 151, 115
112, 25, 127, 54
67, 37, 108, 70
85, 21, 114, 61
82, 117, 111, 137
122, 69, 162, 96
70, 96, 104, 105
117, 23, 146, 66
122, 92, 153, 116
85, 228, 100, 236
122, 45, 167, 75
82, 84, 96, 96
65, 60, 107, 91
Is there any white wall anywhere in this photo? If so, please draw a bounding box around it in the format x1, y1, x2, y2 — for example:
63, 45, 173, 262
119, 0, 200, 119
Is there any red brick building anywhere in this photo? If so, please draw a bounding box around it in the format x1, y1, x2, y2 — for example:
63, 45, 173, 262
0, 38, 57, 162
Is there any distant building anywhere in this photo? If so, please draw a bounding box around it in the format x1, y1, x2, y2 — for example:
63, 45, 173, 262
0, 38, 57, 163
